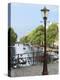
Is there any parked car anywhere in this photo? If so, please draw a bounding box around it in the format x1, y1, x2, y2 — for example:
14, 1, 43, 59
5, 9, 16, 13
47, 52, 59, 62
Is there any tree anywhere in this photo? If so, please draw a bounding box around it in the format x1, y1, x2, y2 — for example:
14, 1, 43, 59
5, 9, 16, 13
20, 25, 44, 45
46, 23, 58, 46
20, 35, 29, 44
8, 27, 17, 46
28, 25, 44, 45
19, 23, 58, 47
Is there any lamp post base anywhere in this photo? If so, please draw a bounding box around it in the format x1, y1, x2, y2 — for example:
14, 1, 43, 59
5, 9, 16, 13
42, 71, 48, 75
42, 59, 48, 75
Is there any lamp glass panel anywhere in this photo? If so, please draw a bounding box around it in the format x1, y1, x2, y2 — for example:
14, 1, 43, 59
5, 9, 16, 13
43, 10, 49, 17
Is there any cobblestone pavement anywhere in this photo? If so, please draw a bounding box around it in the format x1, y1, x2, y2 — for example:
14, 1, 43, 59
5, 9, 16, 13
11, 62, 59, 77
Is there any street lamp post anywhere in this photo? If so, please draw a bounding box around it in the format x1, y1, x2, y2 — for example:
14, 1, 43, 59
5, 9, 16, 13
41, 6, 49, 75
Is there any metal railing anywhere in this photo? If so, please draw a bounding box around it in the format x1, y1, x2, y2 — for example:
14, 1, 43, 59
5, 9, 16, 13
10, 51, 58, 68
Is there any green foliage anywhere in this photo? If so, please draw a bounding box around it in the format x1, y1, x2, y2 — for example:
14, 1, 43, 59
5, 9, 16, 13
20, 35, 29, 44
20, 23, 58, 46
28, 25, 44, 45
8, 27, 17, 45
20, 25, 44, 45
46, 23, 58, 46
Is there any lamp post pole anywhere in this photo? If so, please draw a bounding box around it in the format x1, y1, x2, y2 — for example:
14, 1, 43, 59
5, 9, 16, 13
41, 7, 49, 75
42, 16, 48, 75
